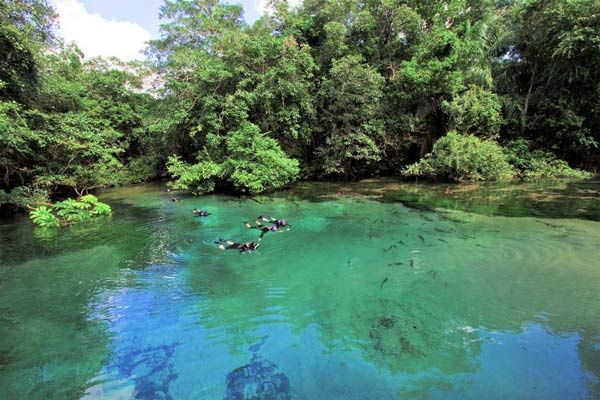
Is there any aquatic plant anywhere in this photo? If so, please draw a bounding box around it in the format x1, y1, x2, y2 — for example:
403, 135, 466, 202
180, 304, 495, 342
29, 195, 112, 228
29, 206, 60, 228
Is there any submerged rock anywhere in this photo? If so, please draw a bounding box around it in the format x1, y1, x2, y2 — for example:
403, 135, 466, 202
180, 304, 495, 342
224, 355, 292, 400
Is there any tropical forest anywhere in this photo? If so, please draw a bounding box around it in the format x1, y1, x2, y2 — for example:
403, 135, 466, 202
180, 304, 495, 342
1, 0, 599, 399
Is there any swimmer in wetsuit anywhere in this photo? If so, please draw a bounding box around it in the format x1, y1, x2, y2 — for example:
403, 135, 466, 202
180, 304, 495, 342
215, 239, 260, 253
257, 216, 292, 229
245, 220, 278, 239
192, 208, 210, 217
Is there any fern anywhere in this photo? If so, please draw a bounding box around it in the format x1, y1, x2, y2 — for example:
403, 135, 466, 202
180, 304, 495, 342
29, 206, 60, 228
29, 196, 112, 228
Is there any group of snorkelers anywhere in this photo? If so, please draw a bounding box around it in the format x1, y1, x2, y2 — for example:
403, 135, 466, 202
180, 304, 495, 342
244, 216, 291, 239
169, 189, 290, 254
216, 216, 292, 253
187, 202, 290, 253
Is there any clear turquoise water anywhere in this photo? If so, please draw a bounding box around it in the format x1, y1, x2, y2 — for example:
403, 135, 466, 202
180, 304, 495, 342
1, 180, 599, 399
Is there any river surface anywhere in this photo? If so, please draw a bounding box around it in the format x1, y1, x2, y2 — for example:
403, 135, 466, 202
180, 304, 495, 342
1, 180, 599, 399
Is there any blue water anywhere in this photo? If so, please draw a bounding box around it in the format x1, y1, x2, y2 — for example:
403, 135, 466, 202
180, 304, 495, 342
1, 181, 599, 399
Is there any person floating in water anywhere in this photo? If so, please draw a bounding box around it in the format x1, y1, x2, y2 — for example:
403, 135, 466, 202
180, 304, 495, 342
257, 216, 292, 229
171, 197, 181, 202
215, 239, 260, 253
245, 220, 278, 239
192, 208, 210, 217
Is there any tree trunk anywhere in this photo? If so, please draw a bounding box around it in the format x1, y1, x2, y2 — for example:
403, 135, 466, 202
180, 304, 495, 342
522, 63, 537, 133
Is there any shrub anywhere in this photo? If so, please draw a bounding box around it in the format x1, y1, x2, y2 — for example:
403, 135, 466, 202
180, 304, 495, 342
0, 186, 50, 209
29, 206, 60, 228
167, 156, 221, 194
403, 131, 515, 181
28, 195, 112, 228
443, 86, 504, 138
223, 123, 300, 193
167, 122, 299, 194
504, 139, 593, 180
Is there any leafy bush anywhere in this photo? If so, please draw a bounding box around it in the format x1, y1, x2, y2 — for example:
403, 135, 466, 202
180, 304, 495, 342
504, 139, 593, 180
443, 86, 504, 138
223, 123, 300, 193
0, 186, 50, 209
403, 131, 516, 181
167, 122, 299, 194
29, 206, 60, 228
28, 195, 112, 228
166, 156, 221, 194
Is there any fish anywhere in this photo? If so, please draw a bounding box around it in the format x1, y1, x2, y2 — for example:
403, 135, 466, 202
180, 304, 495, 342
388, 262, 404, 266
536, 220, 565, 229
409, 260, 414, 268
418, 234, 425, 242
380, 277, 389, 289
437, 238, 448, 243
347, 258, 352, 267
384, 244, 398, 252
435, 228, 451, 233
396, 240, 405, 245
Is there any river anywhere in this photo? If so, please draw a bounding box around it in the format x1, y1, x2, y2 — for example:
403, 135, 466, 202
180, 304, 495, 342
1, 180, 599, 399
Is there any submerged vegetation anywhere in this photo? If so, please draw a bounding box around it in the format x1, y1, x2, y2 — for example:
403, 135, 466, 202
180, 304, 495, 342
1, 0, 599, 215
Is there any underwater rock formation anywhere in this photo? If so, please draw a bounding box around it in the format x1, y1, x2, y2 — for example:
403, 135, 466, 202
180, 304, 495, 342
224, 354, 291, 400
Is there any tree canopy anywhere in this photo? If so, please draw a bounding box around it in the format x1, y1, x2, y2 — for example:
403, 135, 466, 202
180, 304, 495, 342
1, 0, 598, 212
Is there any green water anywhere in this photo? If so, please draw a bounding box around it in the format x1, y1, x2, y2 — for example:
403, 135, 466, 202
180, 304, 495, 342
1, 180, 599, 399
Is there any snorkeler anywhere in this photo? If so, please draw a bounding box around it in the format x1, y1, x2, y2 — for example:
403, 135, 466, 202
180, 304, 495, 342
215, 239, 260, 253
245, 220, 278, 239
257, 216, 292, 229
192, 208, 210, 217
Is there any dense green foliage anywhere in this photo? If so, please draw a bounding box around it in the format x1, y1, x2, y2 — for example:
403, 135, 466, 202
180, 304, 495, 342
1, 0, 599, 215
403, 131, 515, 181
29, 194, 111, 227
1, 0, 158, 211
167, 122, 299, 194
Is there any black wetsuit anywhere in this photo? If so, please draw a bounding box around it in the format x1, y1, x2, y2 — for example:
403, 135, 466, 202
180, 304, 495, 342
216, 239, 259, 253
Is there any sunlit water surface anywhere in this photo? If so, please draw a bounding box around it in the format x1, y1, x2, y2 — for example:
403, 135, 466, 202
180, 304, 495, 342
1, 180, 599, 399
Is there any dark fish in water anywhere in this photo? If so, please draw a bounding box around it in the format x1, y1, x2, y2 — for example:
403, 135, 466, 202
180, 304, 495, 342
384, 244, 398, 252
397, 240, 405, 245
476, 244, 486, 248
409, 260, 414, 268
347, 258, 352, 267
428, 270, 437, 279
435, 228, 451, 233
437, 238, 448, 243
418, 234, 425, 242
460, 235, 475, 240
388, 262, 404, 266
536, 220, 565, 229
380, 277, 389, 289
438, 215, 465, 224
